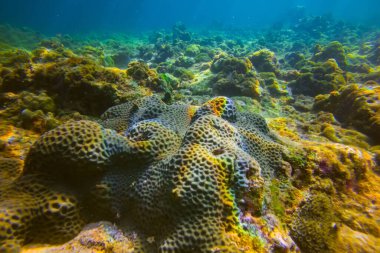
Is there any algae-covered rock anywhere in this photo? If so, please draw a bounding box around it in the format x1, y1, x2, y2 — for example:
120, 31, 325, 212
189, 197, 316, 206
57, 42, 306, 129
159, 72, 180, 89
185, 44, 201, 56
314, 84, 380, 143
0, 91, 60, 133
209, 54, 262, 98
0, 24, 42, 49
307, 142, 370, 190
211, 54, 253, 74
0, 49, 149, 116
259, 72, 287, 97
290, 193, 338, 253
285, 52, 305, 69
172, 23, 191, 42
212, 71, 261, 98
20, 91, 56, 113
312, 41, 347, 68
32, 57, 124, 115
32, 47, 64, 63
0, 49, 31, 67
249, 49, 280, 74
20, 222, 135, 253
174, 55, 195, 67
171, 66, 195, 81
126, 61, 162, 91
362, 71, 380, 83
39, 38, 65, 51
20, 109, 60, 132
127, 61, 155, 81
0, 49, 34, 92
195, 52, 212, 63
369, 44, 380, 65
154, 43, 175, 63
336, 225, 380, 253
0, 65, 33, 92
289, 59, 346, 96
290, 94, 315, 112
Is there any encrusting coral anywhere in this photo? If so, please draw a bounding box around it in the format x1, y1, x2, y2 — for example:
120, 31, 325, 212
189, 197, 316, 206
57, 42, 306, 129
0, 96, 287, 252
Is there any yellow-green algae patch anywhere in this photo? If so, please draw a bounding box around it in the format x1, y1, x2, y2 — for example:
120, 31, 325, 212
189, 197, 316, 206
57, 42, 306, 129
268, 112, 380, 253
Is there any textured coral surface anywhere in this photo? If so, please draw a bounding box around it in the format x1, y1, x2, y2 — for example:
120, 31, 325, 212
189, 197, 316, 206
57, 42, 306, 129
1, 96, 286, 252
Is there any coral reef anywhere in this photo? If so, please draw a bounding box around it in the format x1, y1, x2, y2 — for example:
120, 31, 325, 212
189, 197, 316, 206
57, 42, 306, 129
0, 96, 288, 252
0, 15, 379, 252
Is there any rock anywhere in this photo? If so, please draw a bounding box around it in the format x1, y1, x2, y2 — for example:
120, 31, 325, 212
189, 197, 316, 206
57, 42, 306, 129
21, 222, 135, 253
289, 59, 346, 96
314, 84, 380, 143
172, 23, 191, 42
212, 71, 261, 99
211, 54, 253, 75
249, 49, 280, 74
312, 41, 347, 68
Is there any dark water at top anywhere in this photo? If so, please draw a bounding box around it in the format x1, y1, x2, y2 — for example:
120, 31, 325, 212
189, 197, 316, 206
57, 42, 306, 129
0, 0, 379, 34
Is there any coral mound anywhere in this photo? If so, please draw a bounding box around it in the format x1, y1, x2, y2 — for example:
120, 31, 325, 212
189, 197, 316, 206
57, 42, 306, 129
0, 96, 285, 252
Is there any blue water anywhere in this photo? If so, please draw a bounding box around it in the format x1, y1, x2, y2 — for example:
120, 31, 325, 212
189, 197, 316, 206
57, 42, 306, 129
0, 0, 379, 34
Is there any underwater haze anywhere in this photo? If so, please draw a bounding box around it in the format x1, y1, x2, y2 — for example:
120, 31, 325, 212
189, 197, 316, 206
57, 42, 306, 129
1, 0, 380, 253
0, 0, 380, 33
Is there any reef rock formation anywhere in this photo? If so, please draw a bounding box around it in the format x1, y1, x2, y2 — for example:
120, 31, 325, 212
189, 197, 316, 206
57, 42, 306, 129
314, 83, 380, 143
249, 49, 280, 75
289, 59, 346, 96
312, 41, 347, 68
210, 54, 262, 98
0, 96, 287, 252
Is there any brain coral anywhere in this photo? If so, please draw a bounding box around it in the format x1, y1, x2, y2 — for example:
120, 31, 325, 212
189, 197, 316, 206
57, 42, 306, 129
0, 96, 284, 252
